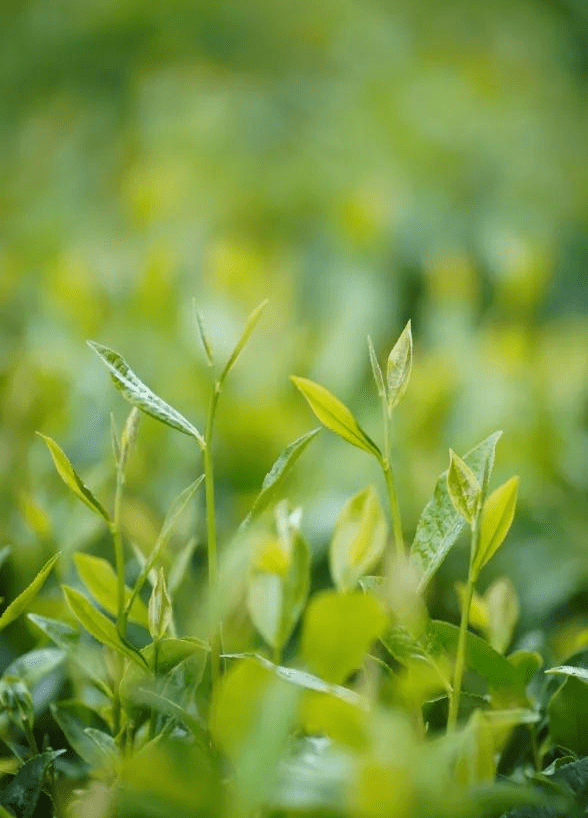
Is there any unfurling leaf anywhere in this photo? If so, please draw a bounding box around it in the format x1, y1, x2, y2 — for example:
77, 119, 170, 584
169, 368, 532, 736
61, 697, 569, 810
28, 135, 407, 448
447, 449, 481, 525
37, 434, 110, 521
386, 320, 412, 414
473, 477, 519, 577
0, 552, 61, 633
218, 299, 268, 385
329, 486, 387, 593
244, 428, 321, 526
367, 336, 385, 399
411, 431, 502, 590
119, 407, 141, 470
87, 341, 205, 448
290, 376, 380, 458
148, 568, 172, 641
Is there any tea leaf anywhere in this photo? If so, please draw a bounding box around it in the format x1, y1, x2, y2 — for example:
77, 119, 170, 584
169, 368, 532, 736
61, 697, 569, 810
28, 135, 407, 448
4, 647, 65, 688
473, 476, 519, 577
386, 320, 412, 413
193, 299, 214, 367
447, 449, 481, 525
218, 299, 268, 385
329, 486, 387, 592
245, 428, 321, 525
0, 552, 61, 633
84, 728, 119, 771
119, 407, 141, 470
74, 552, 149, 628
148, 568, 172, 641
411, 431, 502, 590
367, 336, 385, 399
62, 585, 147, 668
301, 590, 388, 684
290, 376, 381, 458
0, 750, 64, 818
37, 433, 110, 521
548, 675, 588, 756
87, 341, 205, 448
50, 701, 111, 769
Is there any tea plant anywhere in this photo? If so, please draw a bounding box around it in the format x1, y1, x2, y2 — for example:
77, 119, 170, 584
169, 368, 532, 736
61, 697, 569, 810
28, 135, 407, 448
1, 305, 588, 818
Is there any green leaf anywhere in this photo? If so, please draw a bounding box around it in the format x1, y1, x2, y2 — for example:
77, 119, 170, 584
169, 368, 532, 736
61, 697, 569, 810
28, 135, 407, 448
119, 407, 141, 470
427, 620, 521, 690
50, 701, 111, 769
74, 552, 149, 628
37, 433, 110, 521
86, 341, 205, 448
546, 665, 588, 683
168, 536, 199, 597
380, 625, 429, 665
290, 376, 381, 459
62, 585, 147, 668
247, 519, 310, 652
0, 553, 61, 633
411, 431, 502, 591
367, 336, 385, 399
244, 428, 321, 526
3, 647, 65, 689
0, 750, 64, 818
301, 590, 388, 684
473, 476, 519, 577
386, 320, 413, 413
329, 486, 387, 592
193, 299, 214, 367
548, 675, 588, 756
0, 545, 11, 572
447, 449, 481, 525
148, 568, 172, 641
218, 299, 268, 386
84, 728, 118, 771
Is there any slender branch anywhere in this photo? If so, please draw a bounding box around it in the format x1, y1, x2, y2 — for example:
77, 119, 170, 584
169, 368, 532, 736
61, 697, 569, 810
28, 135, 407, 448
380, 400, 405, 558
205, 384, 221, 685
112, 468, 126, 639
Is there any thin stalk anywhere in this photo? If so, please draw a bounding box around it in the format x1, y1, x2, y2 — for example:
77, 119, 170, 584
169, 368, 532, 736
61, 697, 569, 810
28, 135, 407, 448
447, 523, 479, 731
380, 401, 405, 558
149, 640, 160, 740
112, 468, 126, 639
204, 383, 221, 685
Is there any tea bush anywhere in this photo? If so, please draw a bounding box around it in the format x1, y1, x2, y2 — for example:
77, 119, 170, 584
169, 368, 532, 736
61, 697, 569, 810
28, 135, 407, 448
1, 306, 587, 818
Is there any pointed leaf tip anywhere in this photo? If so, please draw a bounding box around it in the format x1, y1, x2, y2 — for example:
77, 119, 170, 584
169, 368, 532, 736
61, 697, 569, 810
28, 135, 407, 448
386, 320, 413, 413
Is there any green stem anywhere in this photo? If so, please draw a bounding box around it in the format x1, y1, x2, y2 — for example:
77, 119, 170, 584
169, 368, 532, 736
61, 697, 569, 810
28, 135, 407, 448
149, 640, 160, 740
112, 468, 126, 639
447, 523, 479, 731
380, 401, 405, 558
205, 384, 221, 686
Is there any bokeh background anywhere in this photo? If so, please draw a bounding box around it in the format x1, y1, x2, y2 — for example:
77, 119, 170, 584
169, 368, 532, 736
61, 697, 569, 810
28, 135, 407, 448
2, 0, 588, 657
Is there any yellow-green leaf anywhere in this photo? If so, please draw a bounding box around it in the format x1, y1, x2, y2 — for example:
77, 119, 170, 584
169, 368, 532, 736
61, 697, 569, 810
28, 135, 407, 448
367, 336, 385, 398
447, 449, 481, 525
330, 486, 387, 592
62, 585, 147, 668
386, 320, 412, 414
148, 568, 172, 641
290, 376, 380, 458
74, 553, 149, 629
218, 299, 268, 386
37, 434, 110, 522
0, 552, 61, 633
473, 477, 519, 577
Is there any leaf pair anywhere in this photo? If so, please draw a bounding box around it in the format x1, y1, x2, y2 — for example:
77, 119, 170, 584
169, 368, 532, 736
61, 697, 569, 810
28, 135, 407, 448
447, 449, 519, 578
367, 320, 413, 415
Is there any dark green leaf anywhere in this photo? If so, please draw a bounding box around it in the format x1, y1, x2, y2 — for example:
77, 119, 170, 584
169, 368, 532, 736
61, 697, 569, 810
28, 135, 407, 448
0, 751, 64, 818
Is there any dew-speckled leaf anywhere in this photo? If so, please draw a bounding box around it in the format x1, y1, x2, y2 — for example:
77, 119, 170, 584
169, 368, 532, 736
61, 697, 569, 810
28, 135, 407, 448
37, 433, 110, 521
3, 647, 65, 689
473, 476, 519, 577
87, 341, 205, 448
367, 336, 385, 399
411, 431, 502, 591
218, 299, 268, 385
74, 552, 149, 628
0, 552, 61, 633
329, 486, 387, 592
245, 428, 321, 526
301, 590, 388, 684
291, 376, 380, 458
386, 320, 412, 413
0, 750, 64, 818
62, 585, 147, 668
447, 449, 481, 525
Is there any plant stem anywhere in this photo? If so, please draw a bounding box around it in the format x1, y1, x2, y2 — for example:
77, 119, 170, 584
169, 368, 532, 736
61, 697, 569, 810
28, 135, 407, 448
204, 383, 221, 686
447, 523, 479, 731
112, 467, 126, 639
149, 640, 160, 740
380, 401, 405, 558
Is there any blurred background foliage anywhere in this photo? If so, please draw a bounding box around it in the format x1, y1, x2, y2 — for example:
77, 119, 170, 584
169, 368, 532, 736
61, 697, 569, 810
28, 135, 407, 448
2, 0, 588, 663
